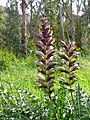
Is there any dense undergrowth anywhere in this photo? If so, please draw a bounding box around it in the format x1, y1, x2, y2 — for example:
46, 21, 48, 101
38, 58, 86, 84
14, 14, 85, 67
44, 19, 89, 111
0, 19, 90, 119
0, 49, 90, 95
0, 48, 90, 120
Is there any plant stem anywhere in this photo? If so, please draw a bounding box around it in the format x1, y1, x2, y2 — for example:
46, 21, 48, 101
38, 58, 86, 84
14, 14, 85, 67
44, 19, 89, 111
70, 85, 74, 105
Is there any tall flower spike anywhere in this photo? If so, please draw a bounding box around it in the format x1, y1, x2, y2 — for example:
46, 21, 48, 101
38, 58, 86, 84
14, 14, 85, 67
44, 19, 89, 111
58, 41, 79, 86
36, 18, 57, 98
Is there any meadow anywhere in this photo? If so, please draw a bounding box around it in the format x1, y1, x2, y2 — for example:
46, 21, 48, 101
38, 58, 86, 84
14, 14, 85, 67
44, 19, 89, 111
0, 48, 90, 120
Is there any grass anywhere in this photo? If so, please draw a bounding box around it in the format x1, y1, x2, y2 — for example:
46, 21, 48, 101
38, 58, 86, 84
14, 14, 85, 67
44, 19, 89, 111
0, 49, 90, 119
0, 52, 44, 99
77, 56, 90, 95
0, 49, 90, 99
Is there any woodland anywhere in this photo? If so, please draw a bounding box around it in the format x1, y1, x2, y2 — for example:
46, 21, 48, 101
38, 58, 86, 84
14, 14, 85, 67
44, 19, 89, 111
0, 0, 90, 120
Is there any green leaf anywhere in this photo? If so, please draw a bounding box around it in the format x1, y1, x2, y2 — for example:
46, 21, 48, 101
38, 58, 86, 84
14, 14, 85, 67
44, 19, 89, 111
70, 58, 76, 63
59, 77, 70, 86
0, 83, 4, 91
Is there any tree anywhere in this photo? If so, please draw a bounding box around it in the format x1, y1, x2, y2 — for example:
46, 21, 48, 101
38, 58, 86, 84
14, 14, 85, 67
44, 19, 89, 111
0, 6, 7, 48
5, 0, 21, 53
70, 0, 75, 41
59, 0, 65, 41
21, 0, 27, 56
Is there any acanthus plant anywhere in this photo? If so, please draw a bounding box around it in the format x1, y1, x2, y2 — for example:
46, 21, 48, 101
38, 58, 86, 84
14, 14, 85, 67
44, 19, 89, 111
58, 41, 79, 87
36, 18, 57, 99
58, 41, 79, 114
58, 41, 79, 105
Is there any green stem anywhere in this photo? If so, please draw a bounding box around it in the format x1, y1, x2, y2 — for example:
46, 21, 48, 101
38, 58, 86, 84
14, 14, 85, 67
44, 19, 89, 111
70, 85, 74, 105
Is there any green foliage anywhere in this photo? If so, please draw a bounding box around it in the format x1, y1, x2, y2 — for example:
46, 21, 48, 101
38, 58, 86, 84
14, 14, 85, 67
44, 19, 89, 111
0, 49, 90, 119
0, 6, 7, 47
0, 82, 89, 119
5, 1, 21, 53
75, 83, 90, 119
0, 54, 40, 96
0, 83, 44, 120
0, 49, 17, 71
78, 56, 90, 95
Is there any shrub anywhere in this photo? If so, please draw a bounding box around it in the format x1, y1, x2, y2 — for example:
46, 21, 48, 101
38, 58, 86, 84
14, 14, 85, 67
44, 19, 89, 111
0, 49, 17, 71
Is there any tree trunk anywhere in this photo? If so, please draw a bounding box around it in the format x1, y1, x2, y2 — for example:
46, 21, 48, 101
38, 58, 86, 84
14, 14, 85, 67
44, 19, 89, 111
70, 0, 75, 41
21, 0, 27, 56
33, 0, 44, 39
88, 0, 90, 21
29, 0, 33, 39
75, 0, 82, 47
59, 0, 65, 41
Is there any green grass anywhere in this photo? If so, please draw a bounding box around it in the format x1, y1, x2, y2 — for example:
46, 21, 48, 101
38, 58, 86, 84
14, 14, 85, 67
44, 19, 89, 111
0, 49, 90, 119
0, 52, 44, 99
77, 56, 90, 95
0, 49, 90, 99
